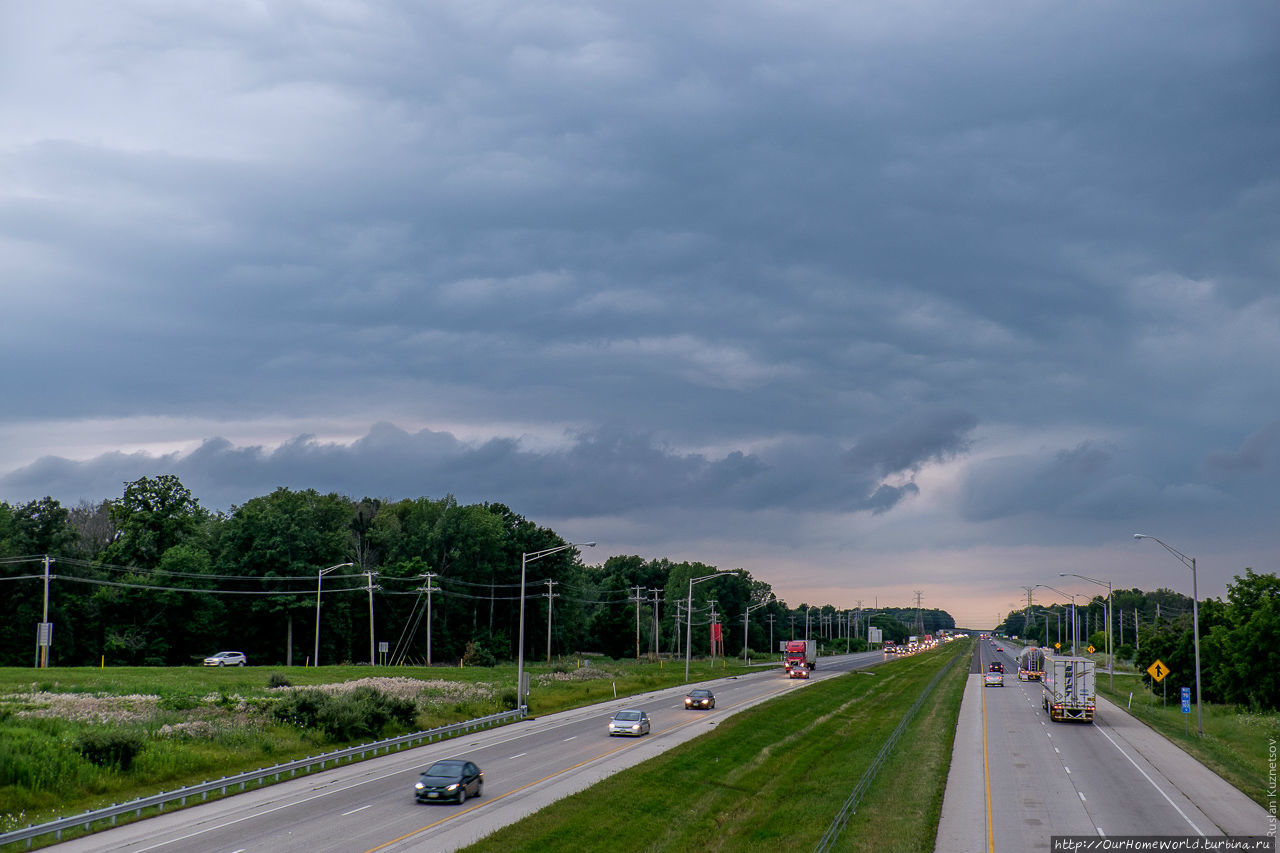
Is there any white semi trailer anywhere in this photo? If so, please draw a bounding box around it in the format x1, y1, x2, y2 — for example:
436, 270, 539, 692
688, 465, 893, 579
1042, 657, 1095, 723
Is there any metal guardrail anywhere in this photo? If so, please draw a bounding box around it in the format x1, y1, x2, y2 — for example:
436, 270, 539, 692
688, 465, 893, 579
813, 648, 963, 853
0, 708, 525, 850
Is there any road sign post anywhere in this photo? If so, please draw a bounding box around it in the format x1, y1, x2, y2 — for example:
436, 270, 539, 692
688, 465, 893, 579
1181, 686, 1191, 734
1147, 659, 1170, 707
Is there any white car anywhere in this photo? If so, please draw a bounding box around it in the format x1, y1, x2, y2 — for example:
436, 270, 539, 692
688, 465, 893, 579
607, 709, 651, 736
203, 651, 247, 667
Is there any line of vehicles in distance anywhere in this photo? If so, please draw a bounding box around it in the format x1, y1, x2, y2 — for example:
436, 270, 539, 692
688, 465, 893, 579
982, 636, 1095, 723
412, 629, 976, 808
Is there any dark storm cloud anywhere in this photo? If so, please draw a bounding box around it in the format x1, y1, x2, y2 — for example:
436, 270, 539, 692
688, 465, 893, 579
1, 418, 964, 518
3, 1, 1279, 615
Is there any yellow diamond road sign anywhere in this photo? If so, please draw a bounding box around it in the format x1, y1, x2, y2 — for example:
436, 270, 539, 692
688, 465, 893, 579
1087, 645, 1096, 654
1054, 642, 1061, 650
1147, 659, 1170, 682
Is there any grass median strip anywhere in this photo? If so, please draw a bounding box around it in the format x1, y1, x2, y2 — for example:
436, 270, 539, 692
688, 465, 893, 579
462, 640, 971, 853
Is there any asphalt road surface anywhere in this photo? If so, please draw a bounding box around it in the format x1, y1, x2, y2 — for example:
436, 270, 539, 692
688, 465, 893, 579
935, 641, 1272, 852
51, 650, 885, 853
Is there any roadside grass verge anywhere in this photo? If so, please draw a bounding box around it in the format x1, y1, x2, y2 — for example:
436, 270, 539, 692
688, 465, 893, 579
0, 656, 757, 835
1096, 673, 1279, 810
461, 640, 970, 853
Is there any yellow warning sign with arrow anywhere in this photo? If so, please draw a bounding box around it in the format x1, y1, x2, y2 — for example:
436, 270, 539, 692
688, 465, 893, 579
1147, 659, 1170, 682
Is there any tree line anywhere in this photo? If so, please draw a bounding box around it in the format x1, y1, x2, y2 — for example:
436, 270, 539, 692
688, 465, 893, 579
998, 571, 1280, 711
0, 475, 954, 668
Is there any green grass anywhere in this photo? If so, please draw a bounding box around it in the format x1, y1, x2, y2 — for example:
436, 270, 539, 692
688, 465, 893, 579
0, 655, 760, 836
460, 640, 971, 853
1096, 671, 1280, 810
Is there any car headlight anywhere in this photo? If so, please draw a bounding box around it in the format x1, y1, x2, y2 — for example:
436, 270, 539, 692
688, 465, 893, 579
446, 783, 459, 791
415, 782, 424, 790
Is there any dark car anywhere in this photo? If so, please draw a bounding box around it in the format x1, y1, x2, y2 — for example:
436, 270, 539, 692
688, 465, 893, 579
684, 689, 715, 710
989, 662, 1004, 673
414, 759, 483, 804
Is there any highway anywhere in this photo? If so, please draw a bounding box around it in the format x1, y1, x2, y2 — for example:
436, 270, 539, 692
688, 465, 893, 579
52, 650, 885, 853
936, 640, 1271, 852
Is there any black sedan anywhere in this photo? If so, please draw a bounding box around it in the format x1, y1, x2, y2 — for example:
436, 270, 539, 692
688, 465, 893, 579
414, 759, 483, 804
684, 689, 716, 710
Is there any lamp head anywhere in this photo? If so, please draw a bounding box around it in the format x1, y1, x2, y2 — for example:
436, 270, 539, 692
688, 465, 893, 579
1133, 533, 1146, 540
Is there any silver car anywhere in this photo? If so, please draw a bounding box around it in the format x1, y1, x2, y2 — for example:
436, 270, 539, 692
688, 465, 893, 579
203, 651, 247, 667
607, 709, 651, 737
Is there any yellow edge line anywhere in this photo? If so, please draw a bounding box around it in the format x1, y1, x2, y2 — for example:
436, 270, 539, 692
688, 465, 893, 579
983, 669, 995, 853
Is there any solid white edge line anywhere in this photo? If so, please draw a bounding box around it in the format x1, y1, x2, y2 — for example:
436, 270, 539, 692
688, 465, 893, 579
1093, 724, 1206, 837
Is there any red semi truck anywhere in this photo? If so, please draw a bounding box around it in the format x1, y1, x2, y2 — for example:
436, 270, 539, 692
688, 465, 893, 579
783, 639, 816, 676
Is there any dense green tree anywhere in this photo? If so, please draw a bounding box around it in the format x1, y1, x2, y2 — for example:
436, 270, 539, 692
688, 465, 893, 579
104, 475, 206, 568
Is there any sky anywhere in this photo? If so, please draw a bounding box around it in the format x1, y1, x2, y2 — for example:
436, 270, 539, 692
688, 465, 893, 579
2, 2, 1278, 629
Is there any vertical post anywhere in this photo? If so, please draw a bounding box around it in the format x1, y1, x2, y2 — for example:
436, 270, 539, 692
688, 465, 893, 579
40, 555, 52, 666
545, 579, 558, 664
425, 573, 435, 666
684, 578, 693, 682
517, 553, 528, 710
367, 570, 376, 666
314, 570, 323, 668
1191, 557, 1202, 736
1106, 583, 1113, 691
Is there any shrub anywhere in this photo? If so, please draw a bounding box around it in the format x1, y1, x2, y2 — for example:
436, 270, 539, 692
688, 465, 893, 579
271, 689, 328, 728
266, 673, 292, 689
1116, 643, 1135, 663
158, 693, 200, 712
272, 687, 416, 742
461, 641, 496, 667
499, 688, 519, 710
76, 728, 145, 770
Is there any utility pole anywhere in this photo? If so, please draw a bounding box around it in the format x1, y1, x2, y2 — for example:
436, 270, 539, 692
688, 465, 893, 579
650, 588, 663, 657
1020, 585, 1035, 642
914, 590, 924, 636
631, 585, 645, 660
767, 613, 775, 654
422, 572, 438, 666
38, 555, 53, 668
789, 613, 796, 640
545, 579, 559, 664
366, 569, 377, 666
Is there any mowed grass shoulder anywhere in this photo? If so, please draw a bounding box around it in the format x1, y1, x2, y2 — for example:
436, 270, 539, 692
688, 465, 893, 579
463, 640, 971, 853
0, 656, 756, 835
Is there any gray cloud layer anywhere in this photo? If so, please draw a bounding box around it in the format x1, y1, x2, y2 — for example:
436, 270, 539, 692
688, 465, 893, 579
3, 1, 1278, 621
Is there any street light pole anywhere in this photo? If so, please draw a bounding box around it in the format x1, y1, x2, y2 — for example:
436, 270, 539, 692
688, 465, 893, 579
743, 595, 774, 661
1060, 572, 1114, 691
517, 542, 595, 713
686, 571, 734, 682
1134, 534, 1203, 737
314, 562, 354, 667
1034, 585, 1080, 655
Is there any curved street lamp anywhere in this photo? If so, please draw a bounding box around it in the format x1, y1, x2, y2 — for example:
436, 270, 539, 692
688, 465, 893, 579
314, 562, 354, 667
685, 571, 737, 682
1134, 533, 1202, 737
517, 542, 595, 712
1035, 584, 1081, 655
742, 594, 775, 662
1060, 572, 1114, 692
